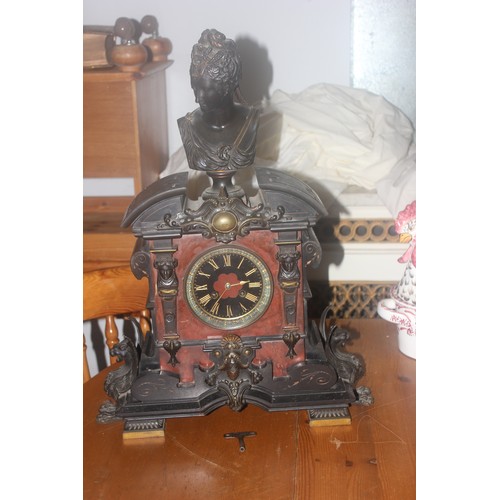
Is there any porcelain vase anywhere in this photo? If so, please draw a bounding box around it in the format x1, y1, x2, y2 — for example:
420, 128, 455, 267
378, 201, 416, 359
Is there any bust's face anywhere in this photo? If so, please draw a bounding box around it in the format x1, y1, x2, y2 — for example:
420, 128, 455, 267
191, 75, 228, 113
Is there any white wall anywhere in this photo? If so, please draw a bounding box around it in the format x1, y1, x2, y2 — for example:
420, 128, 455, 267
351, 0, 416, 127
83, 0, 352, 155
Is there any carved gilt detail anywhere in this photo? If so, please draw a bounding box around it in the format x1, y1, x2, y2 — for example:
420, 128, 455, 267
203, 334, 263, 411
157, 188, 285, 243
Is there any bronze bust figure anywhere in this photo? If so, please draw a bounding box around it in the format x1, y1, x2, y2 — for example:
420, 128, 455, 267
178, 29, 259, 196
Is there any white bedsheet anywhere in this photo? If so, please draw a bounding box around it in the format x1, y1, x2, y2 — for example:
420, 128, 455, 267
162, 83, 416, 218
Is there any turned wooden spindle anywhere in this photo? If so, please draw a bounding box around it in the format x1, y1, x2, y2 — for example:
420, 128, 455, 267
104, 314, 120, 364
83, 334, 91, 383
139, 309, 151, 338
111, 17, 148, 72
141, 15, 172, 62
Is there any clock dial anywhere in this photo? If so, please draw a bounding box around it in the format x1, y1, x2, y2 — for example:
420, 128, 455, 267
184, 246, 273, 330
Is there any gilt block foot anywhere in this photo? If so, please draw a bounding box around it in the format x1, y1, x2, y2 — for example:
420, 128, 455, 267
122, 418, 166, 440
307, 407, 352, 427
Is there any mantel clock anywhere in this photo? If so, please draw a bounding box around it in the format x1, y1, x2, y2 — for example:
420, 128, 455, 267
97, 29, 372, 435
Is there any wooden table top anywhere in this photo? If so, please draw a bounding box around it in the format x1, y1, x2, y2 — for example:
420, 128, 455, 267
83, 319, 416, 500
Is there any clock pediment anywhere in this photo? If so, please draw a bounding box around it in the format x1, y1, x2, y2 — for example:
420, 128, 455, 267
121, 167, 328, 242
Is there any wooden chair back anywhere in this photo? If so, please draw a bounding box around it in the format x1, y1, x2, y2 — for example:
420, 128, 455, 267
83, 266, 150, 382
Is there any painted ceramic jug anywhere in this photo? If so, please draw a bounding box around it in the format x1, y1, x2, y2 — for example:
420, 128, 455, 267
377, 201, 416, 359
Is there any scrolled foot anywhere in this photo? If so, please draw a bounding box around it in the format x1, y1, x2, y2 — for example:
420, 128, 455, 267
96, 400, 121, 424
353, 385, 374, 406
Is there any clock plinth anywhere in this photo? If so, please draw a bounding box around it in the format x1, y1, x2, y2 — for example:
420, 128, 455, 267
96, 29, 372, 435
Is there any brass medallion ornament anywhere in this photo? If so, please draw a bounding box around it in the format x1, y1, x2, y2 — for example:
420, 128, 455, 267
212, 211, 238, 233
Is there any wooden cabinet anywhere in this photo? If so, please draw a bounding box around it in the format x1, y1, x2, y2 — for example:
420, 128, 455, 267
83, 61, 172, 271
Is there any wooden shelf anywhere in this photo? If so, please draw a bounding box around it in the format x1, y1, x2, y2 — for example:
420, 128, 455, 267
83, 60, 172, 82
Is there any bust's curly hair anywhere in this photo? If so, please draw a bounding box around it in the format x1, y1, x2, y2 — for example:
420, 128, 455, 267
190, 29, 242, 97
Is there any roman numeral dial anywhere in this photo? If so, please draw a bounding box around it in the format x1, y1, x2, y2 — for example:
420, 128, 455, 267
184, 246, 273, 330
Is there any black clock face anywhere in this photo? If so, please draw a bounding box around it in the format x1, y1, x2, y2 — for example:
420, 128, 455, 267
184, 246, 273, 330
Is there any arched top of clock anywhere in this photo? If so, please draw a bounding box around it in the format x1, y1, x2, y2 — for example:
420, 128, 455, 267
121, 167, 328, 241
121, 172, 188, 228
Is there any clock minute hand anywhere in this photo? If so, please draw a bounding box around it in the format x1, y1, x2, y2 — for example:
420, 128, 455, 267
214, 287, 229, 305
229, 280, 249, 287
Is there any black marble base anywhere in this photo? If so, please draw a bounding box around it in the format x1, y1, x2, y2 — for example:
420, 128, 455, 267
97, 317, 372, 425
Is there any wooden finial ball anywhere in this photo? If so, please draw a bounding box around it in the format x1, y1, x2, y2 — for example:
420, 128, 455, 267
111, 42, 148, 72
140, 15, 172, 62
143, 37, 172, 62
141, 15, 159, 35
114, 17, 136, 43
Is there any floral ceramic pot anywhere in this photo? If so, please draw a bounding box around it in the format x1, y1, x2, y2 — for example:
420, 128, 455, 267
378, 201, 416, 359
378, 291, 416, 359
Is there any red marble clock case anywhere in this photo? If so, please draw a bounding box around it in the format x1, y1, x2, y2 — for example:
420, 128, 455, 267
152, 230, 306, 385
